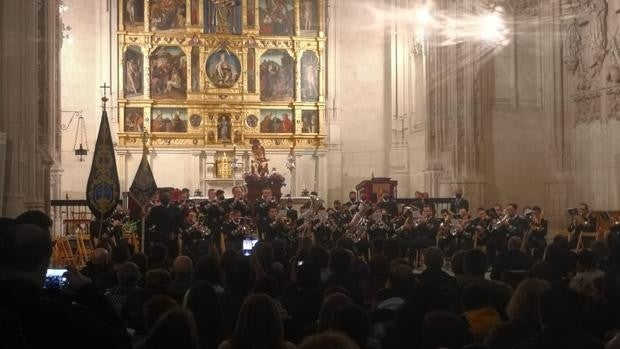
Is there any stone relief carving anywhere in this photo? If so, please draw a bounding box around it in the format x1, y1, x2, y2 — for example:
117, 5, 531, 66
607, 88, 620, 121
511, 0, 540, 17
573, 92, 602, 125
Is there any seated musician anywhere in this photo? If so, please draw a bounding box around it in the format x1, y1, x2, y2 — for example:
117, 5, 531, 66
568, 203, 597, 248
487, 203, 526, 265
201, 189, 226, 234
524, 206, 547, 258
329, 201, 349, 242
409, 204, 441, 253
343, 191, 359, 212
222, 209, 246, 252
260, 205, 289, 242
367, 208, 392, 242
312, 206, 335, 248
454, 208, 475, 252
377, 191, 398, 218
471, 207, 492, 246
180, 209, 210, 258
255, 188, 277, 229
285, 197, 299, 222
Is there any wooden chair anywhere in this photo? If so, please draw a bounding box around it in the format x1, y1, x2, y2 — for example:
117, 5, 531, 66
56, 236, 78, 267
75, 234, 93, 266
574, 232, 598, 252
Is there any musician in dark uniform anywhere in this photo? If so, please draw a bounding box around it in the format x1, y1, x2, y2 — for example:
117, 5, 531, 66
147, 191, 183, 258
342, 191, 359, 212
180, 209, 211, 259
329, 201, 350, 242
568, 202, 597, 249
487, 203, 527, 265
177, 188, 191, 210
285, 197, 299, 222
259, 205, 289, 242
524, 206, 547, 258
367, 209, 392, 241
409, 204, 441, 254
312, 206, 335, 248
449, 189, 469, 214
222, 209, 247, 252
255, 187, 277, 230
377, 191, 398, 218
471, 207, 492, 247
200, 189, 226, 249
225, 186, 251, 217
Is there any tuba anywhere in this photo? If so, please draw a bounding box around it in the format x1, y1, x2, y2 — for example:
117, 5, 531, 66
346, 202, 371, 242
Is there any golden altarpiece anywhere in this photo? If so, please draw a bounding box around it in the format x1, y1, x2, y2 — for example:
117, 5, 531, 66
116, 0, 326, 195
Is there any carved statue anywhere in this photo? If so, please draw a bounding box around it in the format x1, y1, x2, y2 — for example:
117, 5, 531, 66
250, 139, 269, 176
587, 0, 608, 78
563, 18, 582, 76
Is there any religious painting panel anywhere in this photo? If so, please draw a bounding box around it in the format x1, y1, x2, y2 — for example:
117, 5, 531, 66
247, 48, 256, 93
217, 114, 233, 142
204, 0, 242, 34
259, 0, 294, 36
301, 110, 319, 133
301, 51, 319, 101
150, 46, 187, 99
124, 46, 144, 98
151, 107, 188, 132
206, 49, 241, 88
247, 0, 256, 27
150, 0, 186, 31
190, 0, 200, 25
300, 0, 319, 35
124, 107, 144, 132
191, 47, 200, 92
123, 0, 145, 29
260, 109, 294, 133
260, 49, 294, 101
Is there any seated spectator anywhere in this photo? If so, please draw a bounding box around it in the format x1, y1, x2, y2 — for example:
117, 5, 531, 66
420, 310, 472, 349
142, 295, 179, 333
513, 282, 602, 349
132, 252, 149, 277
0, 224, 130, 349
324, 247, 363, 305
329, 304, 379, 349
14, 210, 52, 232
484, 278, 549, 349
169, 256, 194, 304
144, 269, 172, 298
419, 247, 461, 312
458, 249, 512, 316
221, 257, 254, 334
148, 243, 169, 270
297, 331, 360, 349
526, 260, 563, 282
451, 250, 466, 277
80, 247, 115, 291
544, 236, 577, 279
135, 308, 199, 349
105, 262, 142, 314
282, 260, 323, 342
218, 294, 295, 349
184, 281, 224, 349
570, 249, 605, 299
491, 237, 532, 280
462, 284, 501, 339
316, 292, 353, 333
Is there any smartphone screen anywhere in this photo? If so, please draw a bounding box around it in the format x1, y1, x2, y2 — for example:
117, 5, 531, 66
242, 238, 259, 256
44, 269, 68, 289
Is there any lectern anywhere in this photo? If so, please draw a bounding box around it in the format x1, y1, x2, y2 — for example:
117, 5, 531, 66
355, 177, 398, 203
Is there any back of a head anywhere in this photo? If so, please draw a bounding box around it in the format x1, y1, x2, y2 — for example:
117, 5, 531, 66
307, 245, 330, 269
144, 308, 199, 349
254, 242, 274, 271
195, 255, 222, 285
463, 284, 490, 311
143, 295, 179, 331
421, 310, 469, 349
330, 247, 352, 275
451, 250, 466, 276
0, 224, 52, 275
577, 249, 596, 271
111, 244, 131, 265
329, 304, 370, 348
388, 264, 414, 296
527, 261, 561, 282
298, 331, 360, 349
145, 269, 172, 295
368, 255, 390, 278
506, 278, 549, 324
117, 262, 141, 287
149, 243, 169, 265
185, 281, 223, 347
132, 252, 149, 272
297, 259, 321, 288
464, 249, 487, 276
318, 293, 353, 332
14, 211, 52, 232
0, 217, 15, 236
539, 282, 584, 330
254, 275, 280, 299
424, 247, 444, 270
225, 257, 253, 293
383, 238, 403, 262
507, 237, 522, 251
90, 248, 109, 266
173, 255, 194, 277
232, 294, 284, 349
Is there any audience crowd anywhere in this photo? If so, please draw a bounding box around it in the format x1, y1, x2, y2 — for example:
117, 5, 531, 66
2, 210, 620, 349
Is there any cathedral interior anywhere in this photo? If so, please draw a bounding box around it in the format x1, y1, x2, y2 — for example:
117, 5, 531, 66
1, 0, 619, 232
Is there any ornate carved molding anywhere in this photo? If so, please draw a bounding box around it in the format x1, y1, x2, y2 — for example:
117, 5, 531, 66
573, 92, 602, 125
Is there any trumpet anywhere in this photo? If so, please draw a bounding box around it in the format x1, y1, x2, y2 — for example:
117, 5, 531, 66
492, 214, 510, 231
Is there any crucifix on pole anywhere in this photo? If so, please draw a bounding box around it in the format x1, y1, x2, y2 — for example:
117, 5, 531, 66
100, 82, 112, 108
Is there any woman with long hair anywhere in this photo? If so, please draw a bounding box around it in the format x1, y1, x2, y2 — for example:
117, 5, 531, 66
218, 294, 295, 349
